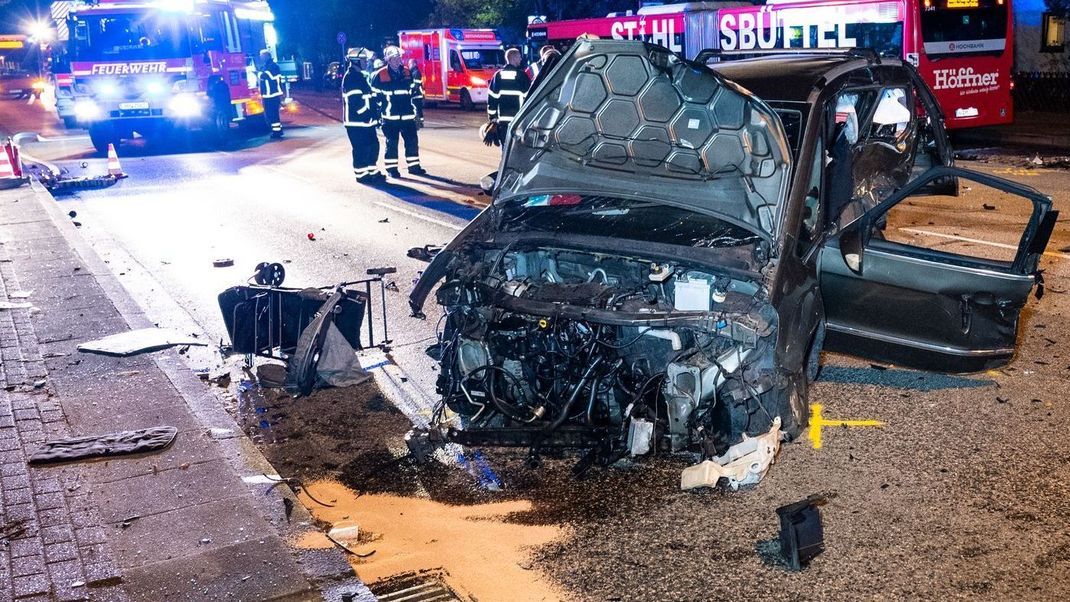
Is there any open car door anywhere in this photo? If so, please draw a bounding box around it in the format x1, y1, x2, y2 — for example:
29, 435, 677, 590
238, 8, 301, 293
819, 167, 1057, 372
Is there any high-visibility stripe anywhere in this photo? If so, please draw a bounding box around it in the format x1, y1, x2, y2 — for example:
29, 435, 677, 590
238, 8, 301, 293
498, 116, 514, 123
405, 157, 421, 166
344, 121, 377, 127
384, 159, 399, 166
498, 90, 525, 97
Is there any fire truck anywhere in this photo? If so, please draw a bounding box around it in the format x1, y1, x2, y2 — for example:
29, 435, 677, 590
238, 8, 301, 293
52, 0, 278, 152
398, 28, 505, 111
529, 0, 1014, 128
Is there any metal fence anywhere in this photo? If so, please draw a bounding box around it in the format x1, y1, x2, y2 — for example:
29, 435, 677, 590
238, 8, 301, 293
1013, 71, 1070, 112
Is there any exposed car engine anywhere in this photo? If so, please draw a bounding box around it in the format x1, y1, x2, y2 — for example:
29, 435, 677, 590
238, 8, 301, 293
428, 241, 790, 472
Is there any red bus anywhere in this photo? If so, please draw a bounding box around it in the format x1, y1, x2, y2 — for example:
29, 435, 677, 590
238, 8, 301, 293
527, 0, 1013, 128
717, 0, 1013, 128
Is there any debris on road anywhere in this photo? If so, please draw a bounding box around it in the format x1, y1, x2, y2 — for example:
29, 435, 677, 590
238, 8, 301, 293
213, 258, 235, 268
406, 245, 442, 262
681, 417, 782, 491
307, 232, 317, 241
77, 328, 207, 356
776, 494, 827, 571
0, 301, 34, 310
28, 426, 178, 464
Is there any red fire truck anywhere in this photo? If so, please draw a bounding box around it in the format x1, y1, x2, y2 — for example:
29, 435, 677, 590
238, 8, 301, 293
528, 0, 1013, 128
55, 0, 278, 152
398, 28, 505, 110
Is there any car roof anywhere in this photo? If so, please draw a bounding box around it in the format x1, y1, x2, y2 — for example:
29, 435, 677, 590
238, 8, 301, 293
709, 54, 896, 104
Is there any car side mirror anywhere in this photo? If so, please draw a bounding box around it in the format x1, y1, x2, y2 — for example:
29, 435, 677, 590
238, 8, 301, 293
480, 171, 498, 194
839, 222, 865, 275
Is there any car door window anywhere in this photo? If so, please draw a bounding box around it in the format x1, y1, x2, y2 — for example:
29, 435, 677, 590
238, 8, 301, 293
875, 176, 1038, 265
450, 51, 463, 72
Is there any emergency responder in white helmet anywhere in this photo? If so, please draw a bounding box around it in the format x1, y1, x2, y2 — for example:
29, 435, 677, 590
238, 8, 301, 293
258, 49, 284, 138
370, 46, 425, 177
486, 48, 531, 148
407, 59, 425, 128
343, 48, 383, 184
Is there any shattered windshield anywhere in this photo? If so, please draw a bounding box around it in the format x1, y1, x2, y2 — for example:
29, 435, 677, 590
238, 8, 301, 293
501, 194, 763, 248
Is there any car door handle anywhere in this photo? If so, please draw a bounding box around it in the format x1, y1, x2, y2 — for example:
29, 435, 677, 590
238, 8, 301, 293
959, 294, 973, 334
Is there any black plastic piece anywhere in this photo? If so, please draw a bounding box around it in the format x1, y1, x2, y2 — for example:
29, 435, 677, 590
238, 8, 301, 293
218, 285, 367, 356
776, 494, 826, 571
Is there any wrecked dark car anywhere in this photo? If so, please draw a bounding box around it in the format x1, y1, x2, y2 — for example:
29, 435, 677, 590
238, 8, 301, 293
409, 40, 1057, 485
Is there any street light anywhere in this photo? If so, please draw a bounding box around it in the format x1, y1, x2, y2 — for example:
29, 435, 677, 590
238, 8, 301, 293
25, 21, 54, 43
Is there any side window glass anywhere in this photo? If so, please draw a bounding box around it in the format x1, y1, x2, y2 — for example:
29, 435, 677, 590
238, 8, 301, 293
797, 137, 824, 257
450, 51, 463, 72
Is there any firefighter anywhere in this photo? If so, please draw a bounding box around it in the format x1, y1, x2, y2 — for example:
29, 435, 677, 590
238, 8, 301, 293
487, 48, 531, 147
343, 48, 383, 184
258, 49, 284, 138
370, 46, 425, 177
526, 45, 560, 91
407, 58, 425, 128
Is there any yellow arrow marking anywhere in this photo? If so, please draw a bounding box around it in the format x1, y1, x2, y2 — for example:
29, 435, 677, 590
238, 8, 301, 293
808, 403, 885, 449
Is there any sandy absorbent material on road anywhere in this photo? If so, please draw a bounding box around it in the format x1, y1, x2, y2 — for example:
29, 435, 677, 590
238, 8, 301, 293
236, 377, 570, 600
296, 480, 568, 601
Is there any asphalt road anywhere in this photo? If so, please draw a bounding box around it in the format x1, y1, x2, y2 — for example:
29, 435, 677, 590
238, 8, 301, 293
4, 92, 1070, 600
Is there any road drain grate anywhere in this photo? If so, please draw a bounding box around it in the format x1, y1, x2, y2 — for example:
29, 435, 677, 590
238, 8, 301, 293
370, 570, 465, 602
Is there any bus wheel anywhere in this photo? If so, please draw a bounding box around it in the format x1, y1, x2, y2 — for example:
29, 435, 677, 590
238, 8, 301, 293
88, 124, 117, 155
460, 88, 474, 111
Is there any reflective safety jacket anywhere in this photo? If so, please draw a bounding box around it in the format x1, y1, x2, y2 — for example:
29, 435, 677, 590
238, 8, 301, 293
342, 67, 377, 127
411, 66, 424, 102
258, 60, 284, 99
488, 65, 531, 123
370, 66, 417, 121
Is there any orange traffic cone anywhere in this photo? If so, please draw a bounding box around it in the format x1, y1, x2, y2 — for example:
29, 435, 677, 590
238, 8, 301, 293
106, 144, 127, 179
0, 147, 15, 180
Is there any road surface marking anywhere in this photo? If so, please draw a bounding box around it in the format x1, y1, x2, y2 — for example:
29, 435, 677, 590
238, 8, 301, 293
992, 167, 1039, 177
373, 201, 464, 230
808, 403, 884, 450
899, 228, 1070, 260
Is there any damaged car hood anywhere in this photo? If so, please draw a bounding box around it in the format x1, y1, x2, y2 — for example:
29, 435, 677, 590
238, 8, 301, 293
499, 39, 793, 238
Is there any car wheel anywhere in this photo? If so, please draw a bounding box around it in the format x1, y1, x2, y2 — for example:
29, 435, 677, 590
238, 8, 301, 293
460, 88, 474, 111
88, 124, 117, 155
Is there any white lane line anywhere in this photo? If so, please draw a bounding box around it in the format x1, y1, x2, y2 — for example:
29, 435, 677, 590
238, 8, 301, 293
373, 201, 464, 230
899, 227, 1070, 259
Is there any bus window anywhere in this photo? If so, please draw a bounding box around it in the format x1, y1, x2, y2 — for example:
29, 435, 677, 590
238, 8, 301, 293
920, 0, 1009, 57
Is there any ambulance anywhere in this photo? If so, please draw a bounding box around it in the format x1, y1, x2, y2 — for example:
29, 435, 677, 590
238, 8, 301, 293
398, 28, 505, 110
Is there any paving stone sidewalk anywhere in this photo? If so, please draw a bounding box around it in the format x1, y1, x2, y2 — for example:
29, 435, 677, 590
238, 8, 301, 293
0, 182, 369, 600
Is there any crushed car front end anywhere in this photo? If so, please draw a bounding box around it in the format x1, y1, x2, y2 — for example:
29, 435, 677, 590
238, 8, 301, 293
411, 40, 802, 481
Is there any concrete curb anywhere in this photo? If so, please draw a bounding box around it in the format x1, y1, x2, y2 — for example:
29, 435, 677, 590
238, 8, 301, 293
23, 180, 374, 601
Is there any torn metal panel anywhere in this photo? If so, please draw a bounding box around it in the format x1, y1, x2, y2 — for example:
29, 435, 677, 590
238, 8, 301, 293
680, 417, 782, 491
77, 328, 206, 356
